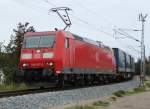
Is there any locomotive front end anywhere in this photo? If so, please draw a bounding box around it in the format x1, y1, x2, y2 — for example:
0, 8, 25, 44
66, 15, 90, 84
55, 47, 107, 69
18, 31, 62, 81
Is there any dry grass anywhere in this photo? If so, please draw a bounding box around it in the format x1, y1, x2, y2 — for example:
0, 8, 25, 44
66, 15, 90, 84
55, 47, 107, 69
0, 83, 28, 92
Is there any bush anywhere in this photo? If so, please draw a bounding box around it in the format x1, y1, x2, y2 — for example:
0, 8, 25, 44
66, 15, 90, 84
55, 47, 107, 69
113, 90, 126, 97
110, 96, 117, 101
125, 90, 135, 95
146, 83, 150, 88
0, 53, 18, 84
133, 87, 146, 93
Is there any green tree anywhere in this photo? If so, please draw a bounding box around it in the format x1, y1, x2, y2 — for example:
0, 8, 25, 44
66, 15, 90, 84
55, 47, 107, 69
145, 56, 150, 75
3, 22, 35, 83
5, 22, 35, 56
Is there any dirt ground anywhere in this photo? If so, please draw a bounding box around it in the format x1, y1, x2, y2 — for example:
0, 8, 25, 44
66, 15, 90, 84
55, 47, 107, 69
105, 91, 150, 109
50, 91, 150, 109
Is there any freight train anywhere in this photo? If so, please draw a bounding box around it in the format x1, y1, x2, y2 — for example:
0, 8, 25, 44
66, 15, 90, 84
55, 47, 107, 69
16, 30, 135, 86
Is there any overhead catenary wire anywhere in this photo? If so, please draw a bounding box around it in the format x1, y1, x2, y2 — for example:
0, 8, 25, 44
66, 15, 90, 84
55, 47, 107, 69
13, 0, 126, 39
43, 0, 127, 50
41, 0, 115, 38
69, 13, 115, 38
17, 0, 126, 50
113, 27, 141, 43
43, 0, 57, 7
12, 0, 138, 56
113, 28, 141, 52
63, 0, 133, 51
12, 0, 50, 15
118, 29, 141, 42
71, 0, 144, 44
69, 15, 128, 50
72, 0, 117, 28
44, 0, 131, 44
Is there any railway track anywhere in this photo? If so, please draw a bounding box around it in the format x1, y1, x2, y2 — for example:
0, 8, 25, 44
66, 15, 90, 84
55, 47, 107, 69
0, 87, 61, 98
0, 85, 83, 98
0, 78, 133, 98
0, 78, 138, 109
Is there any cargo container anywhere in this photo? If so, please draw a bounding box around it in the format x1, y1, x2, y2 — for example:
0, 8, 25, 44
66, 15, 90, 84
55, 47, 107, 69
130, 57, 135, 73
125, 54, 131, 72
113, 48, 126, 73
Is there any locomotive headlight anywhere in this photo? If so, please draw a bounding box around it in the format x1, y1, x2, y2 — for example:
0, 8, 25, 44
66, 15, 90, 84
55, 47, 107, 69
46, 62, 54, 66
21, 53, 32, 59
49, 62, 53, 66
22, 63, 29, 67
43, 52, 54, 58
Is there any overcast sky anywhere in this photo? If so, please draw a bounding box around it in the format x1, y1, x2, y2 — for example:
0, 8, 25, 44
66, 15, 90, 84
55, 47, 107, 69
0, 0, 150, 60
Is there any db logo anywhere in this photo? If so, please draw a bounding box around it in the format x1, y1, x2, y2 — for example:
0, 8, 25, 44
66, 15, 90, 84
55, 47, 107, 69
34, 54, 41, 58
36, 50, 40, 53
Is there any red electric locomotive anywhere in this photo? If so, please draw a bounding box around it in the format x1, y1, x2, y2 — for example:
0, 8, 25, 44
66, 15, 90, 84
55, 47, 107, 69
18, 30, 117, 85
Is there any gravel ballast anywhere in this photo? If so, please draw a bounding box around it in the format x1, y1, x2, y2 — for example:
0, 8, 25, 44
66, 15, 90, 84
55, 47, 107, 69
0, 78, 140, 109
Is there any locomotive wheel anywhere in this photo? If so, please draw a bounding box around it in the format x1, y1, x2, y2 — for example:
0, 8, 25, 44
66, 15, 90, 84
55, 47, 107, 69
108, 75, 114, 83
80, 74, 85, 86
57, 74, 65, 87
91, 75, 96, 85
71, 75, 77, 86
15, 77, 23, 83
85, 75, 92, 86
84, 75, 89, 86
102, 75, 107, 84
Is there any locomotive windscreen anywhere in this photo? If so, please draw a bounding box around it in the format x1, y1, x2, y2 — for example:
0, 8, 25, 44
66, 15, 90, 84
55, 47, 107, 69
23, 35, 55, 48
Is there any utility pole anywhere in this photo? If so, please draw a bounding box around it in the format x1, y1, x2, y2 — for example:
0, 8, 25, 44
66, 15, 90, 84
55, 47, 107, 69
139, 13, 148, 86
113, 14, 147, 86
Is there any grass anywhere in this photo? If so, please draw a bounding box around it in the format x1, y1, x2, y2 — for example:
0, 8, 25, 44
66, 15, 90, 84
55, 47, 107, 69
125, 90, 135, 95
113, 86, 147, 97
0, 83, 28, 92
146, 83, 150, 88
66, 105, 95, 109
93, 101, 109, 107
133, 86, 146, 93
109, 96, 117, 101
113, 90, 126, 97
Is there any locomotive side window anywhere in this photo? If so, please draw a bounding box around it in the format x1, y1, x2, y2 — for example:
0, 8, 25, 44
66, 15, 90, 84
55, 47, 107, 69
65, 38, 69, 48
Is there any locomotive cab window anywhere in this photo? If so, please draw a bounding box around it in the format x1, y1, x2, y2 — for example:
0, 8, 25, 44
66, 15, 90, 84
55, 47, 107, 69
65, 38, 69, 48
39, 36, 55, 48
23, 35, 55, 48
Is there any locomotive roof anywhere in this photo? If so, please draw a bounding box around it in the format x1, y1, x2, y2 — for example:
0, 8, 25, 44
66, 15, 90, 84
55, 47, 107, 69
24, 31, 56, 36
72, 33, 110, 49
24, 30, 111, 50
